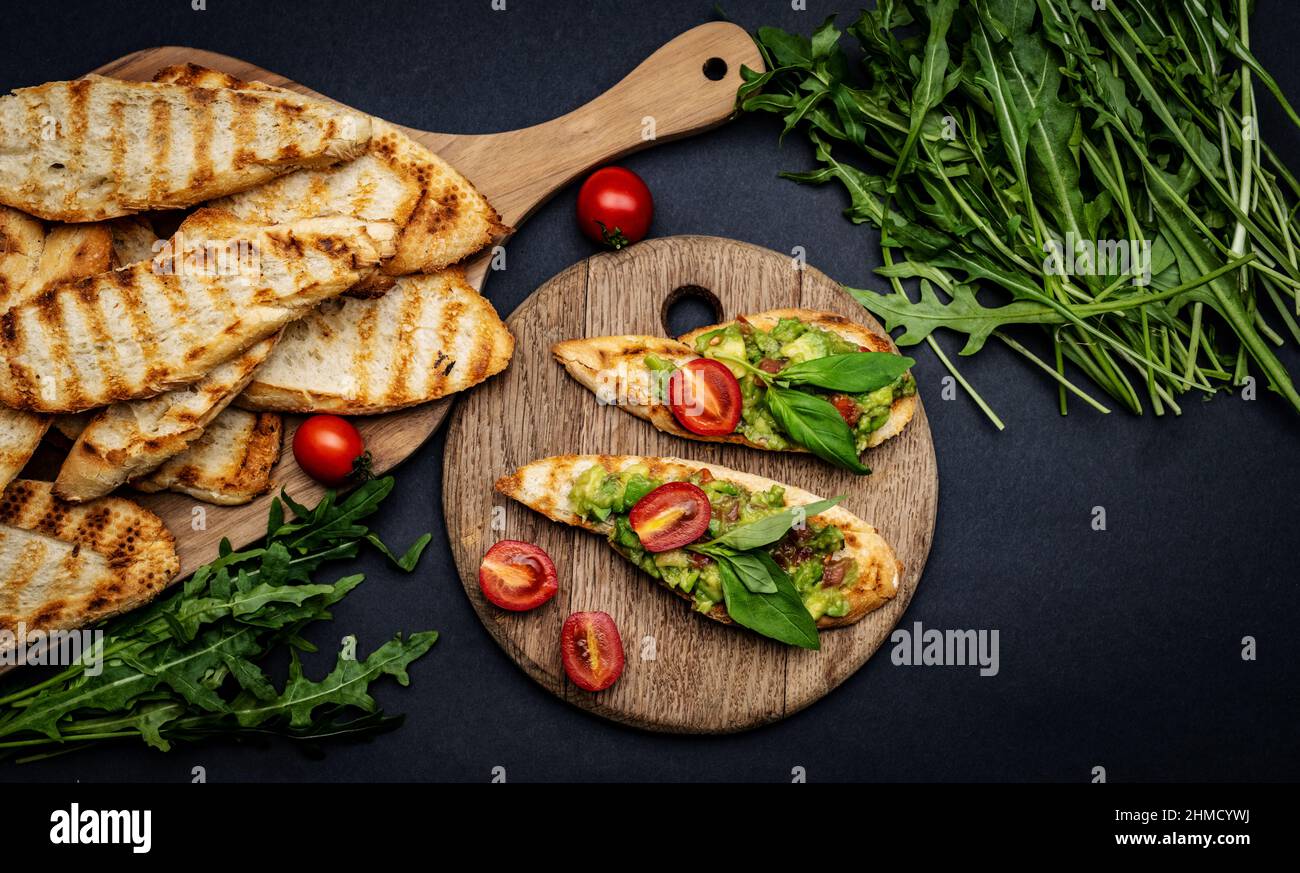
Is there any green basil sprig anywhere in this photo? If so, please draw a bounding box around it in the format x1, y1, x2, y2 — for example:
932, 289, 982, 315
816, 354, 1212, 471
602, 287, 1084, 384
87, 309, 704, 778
765, 384, 870, 474
697, 496, 843, 552
714, 555, 820, 649
777, 352, 914, 394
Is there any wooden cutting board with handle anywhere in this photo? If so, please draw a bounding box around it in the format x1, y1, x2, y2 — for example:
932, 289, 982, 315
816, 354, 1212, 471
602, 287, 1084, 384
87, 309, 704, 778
78, 24, 763, 577
444, 236, 939, 733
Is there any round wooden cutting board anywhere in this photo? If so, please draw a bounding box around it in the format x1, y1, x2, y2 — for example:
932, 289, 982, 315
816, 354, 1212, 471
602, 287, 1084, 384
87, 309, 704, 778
444, 236, 938, 733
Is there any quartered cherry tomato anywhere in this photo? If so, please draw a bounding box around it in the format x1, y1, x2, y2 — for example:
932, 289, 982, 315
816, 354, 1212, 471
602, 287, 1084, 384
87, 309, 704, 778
667, 358, 742, 436
629, 482, 712, 552
576, 166, 653, 249
292, 414, 371, 487
479, 540, 559, 611
560, 611, 625, 691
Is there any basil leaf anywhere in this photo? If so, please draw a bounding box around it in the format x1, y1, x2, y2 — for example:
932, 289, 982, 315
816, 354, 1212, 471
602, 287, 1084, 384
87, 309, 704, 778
697, 496, 843, 552
765, 384, 871, 474
778, 352, 914, 393
708, 548, 777, 594
715, 556, 820, 649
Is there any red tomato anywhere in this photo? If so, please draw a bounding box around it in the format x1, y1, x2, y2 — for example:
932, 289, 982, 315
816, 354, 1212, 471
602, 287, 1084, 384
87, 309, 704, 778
479, 540, 559, 611
292, 414, 369, 487
629, 482, 712, 552
576, 166, 653, 249
560, 611, 625, 691
830, 394, 862, 426
667, 358, 742, 436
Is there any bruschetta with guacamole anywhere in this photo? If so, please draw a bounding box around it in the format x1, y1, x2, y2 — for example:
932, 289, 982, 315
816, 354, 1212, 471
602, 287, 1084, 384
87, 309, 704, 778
495, 454, 902, 648
551, 309, 917, 474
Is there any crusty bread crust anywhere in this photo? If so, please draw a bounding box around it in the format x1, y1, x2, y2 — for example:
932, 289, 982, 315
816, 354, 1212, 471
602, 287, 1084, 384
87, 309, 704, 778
0, 480, 178, 654
495, 455, 901, 630
553, 308, 917, 457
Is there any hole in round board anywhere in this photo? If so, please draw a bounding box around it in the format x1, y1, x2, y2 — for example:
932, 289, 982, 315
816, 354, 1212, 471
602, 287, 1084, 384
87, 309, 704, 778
702, 57, 728, 81
661, 285, 723, 338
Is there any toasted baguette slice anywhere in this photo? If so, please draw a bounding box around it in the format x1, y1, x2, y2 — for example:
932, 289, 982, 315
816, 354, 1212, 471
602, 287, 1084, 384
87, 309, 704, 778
0, 480, 178, 655
155, 64, 507, 275
0, 76, 371, 222
237, 269, 513, 414
53, 336, 278, 502
135, 408, 282, 505
553, 308, 917, 454
0, 205, 44, 311
0, 409, 48, 490
0, 208, 395, 413
496, 455, 902, 630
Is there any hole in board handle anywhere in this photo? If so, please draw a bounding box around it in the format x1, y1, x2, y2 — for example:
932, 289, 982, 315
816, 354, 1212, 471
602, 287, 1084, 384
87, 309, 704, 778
702, 57, 728, 81
662, 284, 723, 338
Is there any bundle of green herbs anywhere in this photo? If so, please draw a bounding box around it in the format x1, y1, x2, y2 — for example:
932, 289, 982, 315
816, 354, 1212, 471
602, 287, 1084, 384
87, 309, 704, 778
739, 0, 1300, 423
0, 477, 435, 761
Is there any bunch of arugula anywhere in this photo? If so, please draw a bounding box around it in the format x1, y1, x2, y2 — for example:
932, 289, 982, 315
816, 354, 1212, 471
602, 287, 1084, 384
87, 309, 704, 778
0, 477, 435, 761
715, 349, 914, 473
687, 496, 843, 649
739, 0, 1300, 422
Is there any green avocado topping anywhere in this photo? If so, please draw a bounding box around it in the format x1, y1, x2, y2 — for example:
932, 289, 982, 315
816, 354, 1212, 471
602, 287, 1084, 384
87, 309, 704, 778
568, 465, 854, 626
690, 317, 916, 455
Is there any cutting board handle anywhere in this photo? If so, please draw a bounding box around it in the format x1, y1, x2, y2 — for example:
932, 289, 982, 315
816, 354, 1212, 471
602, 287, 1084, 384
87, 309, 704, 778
434, 22, 765, 227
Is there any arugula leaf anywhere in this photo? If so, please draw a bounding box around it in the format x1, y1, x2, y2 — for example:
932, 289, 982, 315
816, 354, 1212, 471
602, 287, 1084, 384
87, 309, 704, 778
0, 476, 438, 759
778, 352, 915, 393
716, 557, 820, 649
765, 384, 870, 474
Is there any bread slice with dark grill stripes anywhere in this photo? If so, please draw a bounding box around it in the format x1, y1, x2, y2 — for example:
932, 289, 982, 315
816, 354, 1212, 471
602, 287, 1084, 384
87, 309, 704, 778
134, 408, 282, 505
0, 480, 178, 656
153, 64, 507, 276
0, 76, 372, 222
0, 208, 396, 413
237, 269, 513, 414
53, 335, 278, 502
1, 220, 123, 489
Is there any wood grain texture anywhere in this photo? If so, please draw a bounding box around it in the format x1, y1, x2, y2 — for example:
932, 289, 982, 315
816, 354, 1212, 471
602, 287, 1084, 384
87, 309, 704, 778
444, 236, 938, 733
72, 24, 763, 578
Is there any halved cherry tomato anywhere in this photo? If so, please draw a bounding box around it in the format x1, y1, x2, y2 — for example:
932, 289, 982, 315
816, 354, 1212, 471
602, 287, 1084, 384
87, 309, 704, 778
667, 358, 742, 436
576, 166, 653, 249
479, 540, 559, 611
560, 611, 625, 691
629, 482, 712, 552
293, 414, 370, 487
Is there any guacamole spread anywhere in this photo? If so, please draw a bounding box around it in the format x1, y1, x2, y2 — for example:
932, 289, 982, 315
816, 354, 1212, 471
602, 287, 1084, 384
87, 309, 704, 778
569, 463, 857, 620
685, 317, 915, 452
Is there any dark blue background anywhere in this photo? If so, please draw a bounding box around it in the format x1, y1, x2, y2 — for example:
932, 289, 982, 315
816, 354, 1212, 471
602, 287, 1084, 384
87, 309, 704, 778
1, 0, 1296, 782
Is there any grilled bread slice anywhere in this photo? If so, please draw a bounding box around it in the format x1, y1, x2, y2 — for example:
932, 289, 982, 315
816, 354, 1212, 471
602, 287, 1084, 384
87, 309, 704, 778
553, 308, 918, 453
0, 76, 371, 222
0, 208, 396, 413
0, 480, 178, 655
53, 336, 278, 502
496, 455, 902, 630
237, 269, 513, 414
154, 64, 507, 276
0, 409, 48, 490
0, 205, 44, 311
134, 408, 282, 505
1, 220, 122, 488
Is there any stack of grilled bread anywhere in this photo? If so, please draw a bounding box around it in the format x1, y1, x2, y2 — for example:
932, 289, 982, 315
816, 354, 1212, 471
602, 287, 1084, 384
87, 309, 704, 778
0, 66, 514, 652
